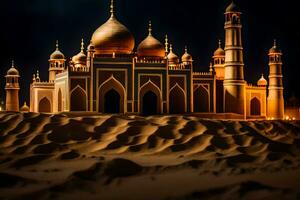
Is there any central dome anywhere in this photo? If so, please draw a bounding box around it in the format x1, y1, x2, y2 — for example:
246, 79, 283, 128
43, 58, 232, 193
91, 2, 134, 55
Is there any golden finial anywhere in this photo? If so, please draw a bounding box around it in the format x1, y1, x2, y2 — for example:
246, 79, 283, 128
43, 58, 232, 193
81, 38, 84, 52
165, 35, 169, 53
56, 40, 59, 50
185, 46, 188, 53
11, 60, 15, 68
148, 20, 152, 36
210, 62, 213, 72
32, 74, 36, 82
169, 44, 173, 52
218, 39, 222, 48
110, 0, 115, 18
36, 70, 40, 81
273, 39, 277, 47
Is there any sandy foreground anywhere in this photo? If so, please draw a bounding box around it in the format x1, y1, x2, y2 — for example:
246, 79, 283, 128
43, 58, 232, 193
0, 112, 300, 200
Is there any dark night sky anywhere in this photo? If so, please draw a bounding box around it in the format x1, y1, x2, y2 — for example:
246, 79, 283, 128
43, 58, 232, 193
0, 0, 299, 105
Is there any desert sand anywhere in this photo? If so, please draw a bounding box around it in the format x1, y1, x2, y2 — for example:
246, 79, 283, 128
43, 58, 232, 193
0, 112, 300, 200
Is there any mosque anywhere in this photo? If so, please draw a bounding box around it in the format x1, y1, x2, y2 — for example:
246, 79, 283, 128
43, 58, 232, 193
4, 1, 285, 119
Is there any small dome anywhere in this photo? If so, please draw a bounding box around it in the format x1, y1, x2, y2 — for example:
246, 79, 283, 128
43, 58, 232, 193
91, 2, 134, 55
50, 41, 65, 60
167, 45, 179, 64
226, 1, 240, 13
137, 22, 165, 58
72, 39, 87, 65
20, 102, 30, 113
182, 47, 193, 62
7, 61, 19, 76
72, 52, 87, 65
214, 40, 225, 57
269, 40, 281, 54
257, 74, 268, 86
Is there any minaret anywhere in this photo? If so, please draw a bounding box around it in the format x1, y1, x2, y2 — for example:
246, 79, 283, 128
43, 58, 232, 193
213, 40, 225, 80
223, 1, 246, 115
267, 40, 284, 119
49, 40, 65, 82
5, 61, 20, 112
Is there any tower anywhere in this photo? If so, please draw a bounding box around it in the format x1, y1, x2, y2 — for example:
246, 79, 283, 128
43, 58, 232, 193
223, 1, 246, 115
267, 40, 284, 119
213, 40, 225, 80
49, 41, 65, 82
5, 61, 20, 112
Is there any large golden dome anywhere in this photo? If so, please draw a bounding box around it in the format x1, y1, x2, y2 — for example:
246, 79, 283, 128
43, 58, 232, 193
137, 22, 165, 58
91, 1, 134, 55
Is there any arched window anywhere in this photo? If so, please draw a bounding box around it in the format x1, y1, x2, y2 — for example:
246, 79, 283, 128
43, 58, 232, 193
71, 86, 87, 111
169, 85, 186, 114
104, 89, 121, 113
250, 97, 261, 116
142, 91, 158, 116
39, 97, 51, 113
58, 89, 62, 112
194, 85, 209, 113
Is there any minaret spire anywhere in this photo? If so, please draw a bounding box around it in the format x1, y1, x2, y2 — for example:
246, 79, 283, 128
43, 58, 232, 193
148, 20, 152, 36
165, 35, 169, 53
81, 38, 84, 52
169, 44, 173, 52
56, 40, 59, 51
273, 39, 277, 48
11, 60, 15, 68
110, 0, 115, 18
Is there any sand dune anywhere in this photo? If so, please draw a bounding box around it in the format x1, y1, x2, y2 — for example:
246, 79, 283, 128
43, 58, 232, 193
0, 112, 300, 199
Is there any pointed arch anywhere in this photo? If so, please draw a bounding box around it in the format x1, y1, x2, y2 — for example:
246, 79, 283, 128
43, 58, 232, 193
57, 88, 62, 112
139, 80, 162, 115
98, 76, 126, 113
194, 85, 209, 113
169, 83, 186, 114
250, 97, 261, 116
70, 85, 87, 111
39, 97, 51, 113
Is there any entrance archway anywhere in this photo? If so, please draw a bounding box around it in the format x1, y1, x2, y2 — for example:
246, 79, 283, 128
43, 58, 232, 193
98, 77, 125, 113
71, 86, 87, 111
169, 85, 186, 114
251, 97, 261, 116
104, 89, 121, 113
39, 97, 51, 113
139, 81, 161, 115
142, 91, 158, 116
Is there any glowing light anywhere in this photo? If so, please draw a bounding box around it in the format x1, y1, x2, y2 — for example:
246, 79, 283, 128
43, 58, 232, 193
285, 116, 290, 120
0, 107, 2, 111
292, 117, 296, 120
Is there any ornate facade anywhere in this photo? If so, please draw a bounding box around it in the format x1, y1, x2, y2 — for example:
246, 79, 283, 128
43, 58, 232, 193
22, 1, 284, 119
